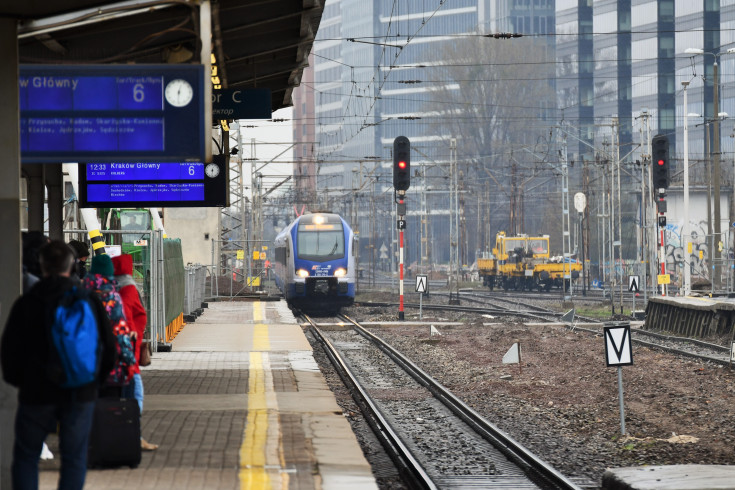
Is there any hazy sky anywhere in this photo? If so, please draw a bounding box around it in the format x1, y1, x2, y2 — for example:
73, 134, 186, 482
235, 107, 294, 199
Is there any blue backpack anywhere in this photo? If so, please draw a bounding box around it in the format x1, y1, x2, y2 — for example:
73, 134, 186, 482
49, 288, 100, 388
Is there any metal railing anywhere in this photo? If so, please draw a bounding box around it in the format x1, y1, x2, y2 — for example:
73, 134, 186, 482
184, 264, 209, 315
209, 239, 278, 298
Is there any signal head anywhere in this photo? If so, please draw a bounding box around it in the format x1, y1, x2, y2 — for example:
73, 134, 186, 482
651, 135, 670, 190
393, 136, 411, 191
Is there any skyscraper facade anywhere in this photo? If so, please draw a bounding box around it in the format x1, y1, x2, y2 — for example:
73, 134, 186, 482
296, 0, 557, 268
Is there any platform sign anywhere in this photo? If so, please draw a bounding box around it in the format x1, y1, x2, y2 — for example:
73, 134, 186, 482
212, 88, 271, 119
628, 275, 640, 293
604, 323, 633, 367
104, 245, 122, 257
78, 154, 227, 208
20, 64, 205, 163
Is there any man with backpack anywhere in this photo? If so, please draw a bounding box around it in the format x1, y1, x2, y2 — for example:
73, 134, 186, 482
1, 240, 116, 490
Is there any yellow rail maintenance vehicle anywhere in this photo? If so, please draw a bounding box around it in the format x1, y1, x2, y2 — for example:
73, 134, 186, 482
477, 232, 581, 291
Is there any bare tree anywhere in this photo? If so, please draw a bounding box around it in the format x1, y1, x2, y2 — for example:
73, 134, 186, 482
423, 36, 557, 238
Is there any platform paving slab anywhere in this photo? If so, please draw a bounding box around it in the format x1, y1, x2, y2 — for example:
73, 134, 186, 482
602, 464, 735, 490
37, 300, 376, 490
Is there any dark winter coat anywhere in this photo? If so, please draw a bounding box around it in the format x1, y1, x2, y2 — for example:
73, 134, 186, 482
1, 275, 117, 404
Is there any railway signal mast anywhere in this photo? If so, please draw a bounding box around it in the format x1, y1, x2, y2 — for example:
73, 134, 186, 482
393, 136, 410, 320
652, 135, 670, 295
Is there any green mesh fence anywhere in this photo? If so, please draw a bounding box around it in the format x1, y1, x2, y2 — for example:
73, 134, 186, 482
163, 238, 185, 326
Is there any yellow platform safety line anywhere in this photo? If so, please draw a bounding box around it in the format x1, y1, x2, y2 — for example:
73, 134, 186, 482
253, 301, 269, 351
239, 301, 288, 490
241, 351, 270, 488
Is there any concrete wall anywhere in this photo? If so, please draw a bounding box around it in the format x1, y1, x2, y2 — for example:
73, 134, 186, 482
163, 207, 219, 266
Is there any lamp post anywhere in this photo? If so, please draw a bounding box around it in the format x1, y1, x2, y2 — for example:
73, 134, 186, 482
685, 47, 735, 289
683, 108, 707, 295
683, 81, 691, 295
692, 113, 728, 290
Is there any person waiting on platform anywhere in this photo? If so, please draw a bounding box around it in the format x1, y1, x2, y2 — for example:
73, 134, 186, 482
1, 241, 116, 490
113, 253, 158, 451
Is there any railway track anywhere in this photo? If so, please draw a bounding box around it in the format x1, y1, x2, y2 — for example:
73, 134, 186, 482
450, 291, 604, 323
572, 324, 734, 367
350, 297, 734, 368
304, 312, 583, 490
354, 300, 559, 322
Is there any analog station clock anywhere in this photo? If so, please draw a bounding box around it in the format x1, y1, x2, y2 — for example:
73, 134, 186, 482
205, 163, 220, 178
165, 79, 193, 107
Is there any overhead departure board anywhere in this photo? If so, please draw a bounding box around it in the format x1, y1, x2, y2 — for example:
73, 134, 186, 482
20, 65, 205, 163
78, 155, 227, 208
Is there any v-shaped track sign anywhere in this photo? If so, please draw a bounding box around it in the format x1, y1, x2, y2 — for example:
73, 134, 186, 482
604, 323, 633, 367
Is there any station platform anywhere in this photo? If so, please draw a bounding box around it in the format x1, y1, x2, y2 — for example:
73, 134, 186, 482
603, 464, 735, 489
645, 295, 735, 339
39, 300, 378, 490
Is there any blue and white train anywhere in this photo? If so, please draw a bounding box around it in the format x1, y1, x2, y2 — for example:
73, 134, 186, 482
273, 212, 357, 312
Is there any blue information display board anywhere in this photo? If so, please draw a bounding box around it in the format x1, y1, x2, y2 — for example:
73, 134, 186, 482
78, 156, 227, 208
20, 65, 205, 163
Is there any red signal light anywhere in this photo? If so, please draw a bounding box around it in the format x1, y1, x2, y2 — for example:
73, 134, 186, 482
658, 159, 665, 166
398, 160, 407, 169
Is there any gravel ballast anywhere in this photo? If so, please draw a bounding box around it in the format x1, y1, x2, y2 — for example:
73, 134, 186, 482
309, 293, 735, 489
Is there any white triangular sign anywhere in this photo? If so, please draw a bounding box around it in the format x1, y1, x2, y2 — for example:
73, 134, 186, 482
628, 275, 640, 293
416, 275, 428, 293
430, 325, 441, 336
502, 343, 520, 364
560, 308, 575, 324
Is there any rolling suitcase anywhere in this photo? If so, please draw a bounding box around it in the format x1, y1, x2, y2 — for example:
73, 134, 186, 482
87, 397, 141, 468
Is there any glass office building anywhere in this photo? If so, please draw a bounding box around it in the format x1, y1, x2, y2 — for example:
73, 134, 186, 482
295, 0, 557, 268
558, 0, 735, 170
592, 0, 631, 154
556, 0, 593, 164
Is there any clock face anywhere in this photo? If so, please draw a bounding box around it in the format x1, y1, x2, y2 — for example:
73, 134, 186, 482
165, 79, 194, 107
205, 163, 220, 178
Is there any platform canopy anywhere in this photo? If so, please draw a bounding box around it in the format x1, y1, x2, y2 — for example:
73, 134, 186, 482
1, 0, 322, 111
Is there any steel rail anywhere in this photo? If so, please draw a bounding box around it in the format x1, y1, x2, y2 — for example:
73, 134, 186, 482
302, 314, 437, 490
354, 300, 555, 322
569, 324, 733, 367
338, 313, 582, 490
381, 297, 730, 367
632, 328, 730, 353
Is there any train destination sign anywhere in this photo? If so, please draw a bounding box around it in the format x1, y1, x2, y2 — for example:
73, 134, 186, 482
78, 155, 227, 208
20, 65, 205, 163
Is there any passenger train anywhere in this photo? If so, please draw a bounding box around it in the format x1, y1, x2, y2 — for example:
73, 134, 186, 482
273, 212, 357, 312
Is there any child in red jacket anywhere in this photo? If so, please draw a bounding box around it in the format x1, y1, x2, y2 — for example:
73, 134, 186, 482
112, 253, 158, 451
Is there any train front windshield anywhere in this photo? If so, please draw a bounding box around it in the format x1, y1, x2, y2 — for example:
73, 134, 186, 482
297, 221, 345, 261
528, 239, 548, 255
121, 211, 151, 243
504, 239, 526, 253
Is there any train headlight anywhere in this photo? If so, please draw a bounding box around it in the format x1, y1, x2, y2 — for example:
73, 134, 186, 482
296, 269, 310, 278
333, 268, 347, 277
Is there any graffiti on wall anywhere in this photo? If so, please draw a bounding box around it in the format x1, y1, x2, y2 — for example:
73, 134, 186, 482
663, 219, 715, 280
